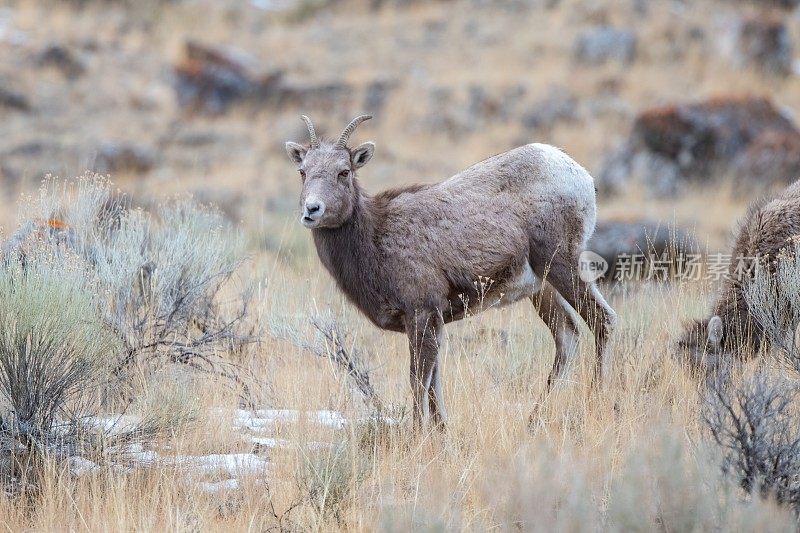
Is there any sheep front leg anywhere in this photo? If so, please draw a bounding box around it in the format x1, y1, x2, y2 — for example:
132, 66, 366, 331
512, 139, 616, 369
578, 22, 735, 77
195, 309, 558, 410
406, 310, 444, 431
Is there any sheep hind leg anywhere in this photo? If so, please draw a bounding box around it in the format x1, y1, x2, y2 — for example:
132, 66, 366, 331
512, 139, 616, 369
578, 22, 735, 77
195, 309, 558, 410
531, 282, 582, 392
542, 261, 617, 389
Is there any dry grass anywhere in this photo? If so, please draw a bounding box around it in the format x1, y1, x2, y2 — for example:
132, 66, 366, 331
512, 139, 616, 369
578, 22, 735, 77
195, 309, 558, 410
0, 0, 791, 237
0, 256, 794, 530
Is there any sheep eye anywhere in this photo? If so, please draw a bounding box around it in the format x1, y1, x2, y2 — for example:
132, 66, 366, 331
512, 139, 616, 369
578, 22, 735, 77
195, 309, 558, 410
338, 170, 350, 179
299, 170, 306, 180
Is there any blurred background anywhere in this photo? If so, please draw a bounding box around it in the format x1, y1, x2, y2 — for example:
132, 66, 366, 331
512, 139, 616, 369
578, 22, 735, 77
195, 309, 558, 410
1, 0, 799, 259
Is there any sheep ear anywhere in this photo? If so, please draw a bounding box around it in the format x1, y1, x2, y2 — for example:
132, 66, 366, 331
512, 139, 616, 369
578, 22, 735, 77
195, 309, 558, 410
707, 316, 723, 348
350, 142, 375, 169
285, 142, 307, 165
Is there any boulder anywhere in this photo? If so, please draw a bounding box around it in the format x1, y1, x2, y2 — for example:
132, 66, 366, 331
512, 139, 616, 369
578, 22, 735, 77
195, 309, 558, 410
588, 219, 695, 281
363, 79, 396, 115
3, 219, 77, 263
173, 40, 283, 115
729, 15, 793, 76
742, 0, 800, 7
467, 84, 527, 124
36, 43, 86, 79
520, 90, 577, 131
274, 81, 350, 110
0, 85, 29, 111
93, 143, 157, 175
598, 97, 800, 196
733, 131, 800, 193
574, 27, 637, 65
173, 40, 352, 115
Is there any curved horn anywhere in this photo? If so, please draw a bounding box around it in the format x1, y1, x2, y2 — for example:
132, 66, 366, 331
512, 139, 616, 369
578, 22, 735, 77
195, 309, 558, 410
336, 114, 372, 148
300, 115, 319, 148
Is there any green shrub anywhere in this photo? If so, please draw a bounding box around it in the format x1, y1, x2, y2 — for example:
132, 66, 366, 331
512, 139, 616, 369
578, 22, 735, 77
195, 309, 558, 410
0, 175, 254, 489
0, 256, 118, 484
13, 175, 253, 389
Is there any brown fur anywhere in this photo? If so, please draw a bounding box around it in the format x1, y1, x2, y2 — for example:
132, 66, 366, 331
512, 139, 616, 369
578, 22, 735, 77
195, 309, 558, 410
287, 121, 616, 429
678, 179, 800, 369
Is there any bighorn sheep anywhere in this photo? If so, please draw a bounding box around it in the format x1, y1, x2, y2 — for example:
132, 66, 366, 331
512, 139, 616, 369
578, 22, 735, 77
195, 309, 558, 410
678, 179, 800, 370
285, 115, 616, 428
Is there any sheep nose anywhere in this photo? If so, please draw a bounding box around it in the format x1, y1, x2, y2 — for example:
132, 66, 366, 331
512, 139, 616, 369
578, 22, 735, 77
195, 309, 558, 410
301, 200, 325, 227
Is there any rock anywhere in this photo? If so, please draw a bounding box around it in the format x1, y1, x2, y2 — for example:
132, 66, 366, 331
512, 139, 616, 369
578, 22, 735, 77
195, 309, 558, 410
424, 84, 528, 134
588, 219, 695, 281
174, 41, 260, 114
424, 87, 468, 136
363, 80, 396, 114
174, 130, 223, 147
6, 140, 56, 157
173, 40, 282, 115
733, 131, 800, 193
69, 457, 99, 476
729, 15, 793, 76
744, 0, 800, 7
634, 97, 796, 163
520, 89, 577, 130
274, 81, 350, 110
0, 164, 20, 190
198, 478, 241, 493
599, 145, 681, 196
0, 85, 29, 111
467, 84, 526, 123
1, 141, 71, 190
574, 27, 637, 65
36, 43, 86, 79
173, 40, 352, 114
93, 143, 157, 174
632, 0, 649, 17
598, 97, 800, 196
3, 219, 77, 263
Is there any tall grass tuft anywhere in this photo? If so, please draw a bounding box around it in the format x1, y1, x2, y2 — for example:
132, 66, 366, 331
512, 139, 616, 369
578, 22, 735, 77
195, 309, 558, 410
0, 255, 118, 487
745, 239, 800, 368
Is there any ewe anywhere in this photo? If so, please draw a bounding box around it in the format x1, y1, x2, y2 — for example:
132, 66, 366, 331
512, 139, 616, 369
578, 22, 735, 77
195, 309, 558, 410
286, 115, 616, 428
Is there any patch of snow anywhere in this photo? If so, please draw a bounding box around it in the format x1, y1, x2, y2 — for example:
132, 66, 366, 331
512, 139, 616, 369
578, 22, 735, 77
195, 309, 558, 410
197, 478, 240, 493
217, 407, 402, 429
250, 436, 291, 448
251, 409, 348, 429
126, 451, 268, 477
250, 436, 331, 450
69, 457, 98, 476
86, 414, 143, 434
170, 454, 268, 477
215, 407, 350, 431
125, 442, 145, 454
110, 464, 134, 474
372, 416, 402, 426
127, 450, 159, 464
